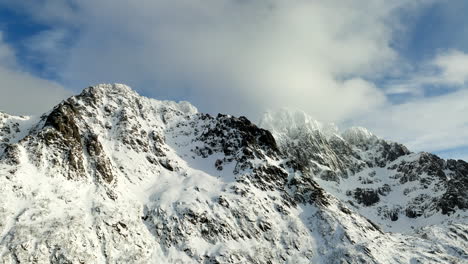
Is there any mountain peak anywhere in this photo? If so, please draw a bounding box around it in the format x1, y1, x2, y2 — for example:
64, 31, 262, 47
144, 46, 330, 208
341, 126, 378, 145
78, 83, 139, 100
65, 83, 198, 118
89, 83, 135, 93
259, 108, 338, 138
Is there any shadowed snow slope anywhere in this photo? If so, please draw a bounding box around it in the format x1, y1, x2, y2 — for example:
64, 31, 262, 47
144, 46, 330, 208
0, 84, 466, 263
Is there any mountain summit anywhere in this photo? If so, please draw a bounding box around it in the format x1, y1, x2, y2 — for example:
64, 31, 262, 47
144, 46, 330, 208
260, 109, 468, 232
0, 84, 466, 263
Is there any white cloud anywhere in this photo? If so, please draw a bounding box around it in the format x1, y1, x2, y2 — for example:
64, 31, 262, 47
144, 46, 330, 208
367, 49, 468, 156
6, 0, 435, 122
386, 49, 468, 95
432, 50, 468, 86
0, 32, 72, 115
22, 28, 71, 75
354, 88, 468, 153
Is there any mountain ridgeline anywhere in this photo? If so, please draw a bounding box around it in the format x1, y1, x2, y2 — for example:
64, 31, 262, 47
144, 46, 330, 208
0, 84, 466, 263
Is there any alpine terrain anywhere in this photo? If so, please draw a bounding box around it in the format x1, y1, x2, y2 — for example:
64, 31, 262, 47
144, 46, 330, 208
0, 84, 466, 263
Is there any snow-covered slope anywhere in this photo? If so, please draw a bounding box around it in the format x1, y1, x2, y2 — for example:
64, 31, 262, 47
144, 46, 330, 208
260, 109, 468, 233
0, 85, 466, 263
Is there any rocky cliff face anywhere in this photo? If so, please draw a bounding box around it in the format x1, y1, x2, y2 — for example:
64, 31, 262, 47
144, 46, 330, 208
0, 84, 466, 263
260, 109, 468, 233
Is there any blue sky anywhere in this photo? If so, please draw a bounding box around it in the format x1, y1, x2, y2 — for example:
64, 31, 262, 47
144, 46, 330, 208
0, 0, 467, 161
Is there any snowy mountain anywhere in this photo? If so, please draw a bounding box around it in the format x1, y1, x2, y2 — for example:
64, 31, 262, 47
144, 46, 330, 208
260, 109, 468, 233
0, 84, 466, 263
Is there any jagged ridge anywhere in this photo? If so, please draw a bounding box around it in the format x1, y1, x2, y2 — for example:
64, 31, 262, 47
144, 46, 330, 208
0, 84, 466, 263
260, 109, 468, 233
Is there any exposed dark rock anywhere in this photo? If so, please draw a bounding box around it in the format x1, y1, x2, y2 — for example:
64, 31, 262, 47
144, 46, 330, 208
159, 158, 175, 171
438, 163, 468, 214
352, 188, 380, 206
44, 101, 82, 145
95, 160, 114, 183
257, 220, 272, 232
2, 144, 21, 165
217, 196, 230, 208
288, 175, 330, 207
196, 114, 279, 158
85, 133, 103, 156
386, 208, 400, 221
85, 134, 114, 183
214, 159, 223, 171
377, 184, 391, 196
252, 165, 288, 191
377, 140, 410, 166
405, 207, 422, 218
146, 155, 158, 165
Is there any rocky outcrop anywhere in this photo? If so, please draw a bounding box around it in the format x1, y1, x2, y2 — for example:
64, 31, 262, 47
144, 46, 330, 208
85, 133, 114, 183
260, 109, 468, 232
44, 102, 82, 144
38, 101, 87, 180
438, 159, 468, 214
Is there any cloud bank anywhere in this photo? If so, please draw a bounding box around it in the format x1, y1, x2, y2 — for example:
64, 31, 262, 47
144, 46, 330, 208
5, 0, 430, 120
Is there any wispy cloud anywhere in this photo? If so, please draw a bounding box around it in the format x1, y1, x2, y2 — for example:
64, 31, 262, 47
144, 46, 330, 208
355, 49, 468, 155
0, 32, 71, 115
432, 50, 468, 85
354, 86, 468, 154
386, 49, 468, 95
